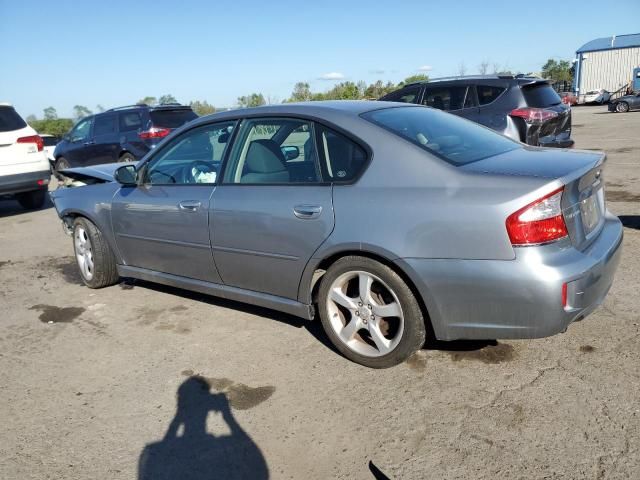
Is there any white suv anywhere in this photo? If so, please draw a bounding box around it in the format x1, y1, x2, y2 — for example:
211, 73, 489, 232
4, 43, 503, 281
0, 103, 50, 209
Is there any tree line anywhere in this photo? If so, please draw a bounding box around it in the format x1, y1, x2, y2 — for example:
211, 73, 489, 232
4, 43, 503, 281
27, 59, 574, 136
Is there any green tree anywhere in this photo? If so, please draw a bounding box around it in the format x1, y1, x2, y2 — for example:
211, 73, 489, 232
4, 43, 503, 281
43, 106, 58, 120
398, 74, 429, 88
289, 82, 312, 102
95, 104, 105, 112
541, 59, 573, 82
73, 105, 92, 120
26, 114, 37, 123
189, 100, 216, 116
158, 94, 178, 104
30, 118, 74, 137
137, 96, 157, 106
237, 93, 266, 108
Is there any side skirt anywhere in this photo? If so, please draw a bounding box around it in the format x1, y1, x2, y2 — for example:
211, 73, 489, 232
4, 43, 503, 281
117, 265, 315, 320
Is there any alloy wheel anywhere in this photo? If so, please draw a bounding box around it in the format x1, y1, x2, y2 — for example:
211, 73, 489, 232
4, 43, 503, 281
74, 226, 94, 281
326, 270, 404, 357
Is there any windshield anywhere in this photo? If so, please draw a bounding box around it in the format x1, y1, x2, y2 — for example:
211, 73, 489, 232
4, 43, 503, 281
362, 106, 520, 166
150, 109, 198, 128
0, 106, 27, 132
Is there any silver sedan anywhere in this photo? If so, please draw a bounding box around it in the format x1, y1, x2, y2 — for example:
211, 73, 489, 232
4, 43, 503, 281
50, 101, 622, 368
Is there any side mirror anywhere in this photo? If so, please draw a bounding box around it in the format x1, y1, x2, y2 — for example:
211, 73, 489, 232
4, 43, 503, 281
114, 164, 138, 185
281, 145, 300, 161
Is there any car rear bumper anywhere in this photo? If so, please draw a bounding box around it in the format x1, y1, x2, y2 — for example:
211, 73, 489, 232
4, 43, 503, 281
397, 213, 623, 341
0, 170, 50, 196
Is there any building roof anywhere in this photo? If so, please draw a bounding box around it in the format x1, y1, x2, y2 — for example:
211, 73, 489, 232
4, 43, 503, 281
577, 33, 640, 53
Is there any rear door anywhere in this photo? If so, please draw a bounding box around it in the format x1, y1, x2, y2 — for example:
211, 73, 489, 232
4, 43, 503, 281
212, 117, 334, 300
476, 84, 508, 130
112, 121, 236, 283
91, 113, 119, 164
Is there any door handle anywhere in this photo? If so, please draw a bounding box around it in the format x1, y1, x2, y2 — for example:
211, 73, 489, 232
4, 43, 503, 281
83, 140, 95, 146
293, 204, 322, 219
178, 200, 202, 211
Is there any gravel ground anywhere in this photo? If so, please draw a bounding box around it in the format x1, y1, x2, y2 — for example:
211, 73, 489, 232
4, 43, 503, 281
0, 105, 638, 479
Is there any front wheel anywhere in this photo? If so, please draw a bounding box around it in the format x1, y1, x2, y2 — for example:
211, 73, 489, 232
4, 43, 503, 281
54, 157, 70, 179
615, 102, 629, 113
73, 217, 120, 288
318, 256, 426, 368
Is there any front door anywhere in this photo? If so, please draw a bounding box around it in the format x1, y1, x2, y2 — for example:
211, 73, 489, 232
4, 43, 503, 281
212, 117, 334, 300
111, 121, 236, 283
64, 116, 94, 167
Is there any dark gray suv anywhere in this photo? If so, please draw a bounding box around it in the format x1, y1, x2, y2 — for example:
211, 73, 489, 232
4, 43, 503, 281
380, 75, 573, 148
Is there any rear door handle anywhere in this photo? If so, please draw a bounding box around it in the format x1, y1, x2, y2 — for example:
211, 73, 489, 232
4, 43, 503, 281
293, 204, 322, 219
83, 140, 95, 146
178, 200, 202, 211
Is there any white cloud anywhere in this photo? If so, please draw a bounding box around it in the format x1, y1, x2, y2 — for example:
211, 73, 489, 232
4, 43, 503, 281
418, 65, 433, 72
370, 69, 386, 74
319, 72, 345, 80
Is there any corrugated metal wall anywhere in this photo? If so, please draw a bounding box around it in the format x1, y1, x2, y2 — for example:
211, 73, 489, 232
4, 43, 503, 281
578, 47, 640, 96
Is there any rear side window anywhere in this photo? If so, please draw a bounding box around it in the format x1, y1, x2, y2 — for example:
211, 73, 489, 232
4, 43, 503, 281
94, 114, 117, 136
119, 112, 142, 132
522, 84, 561, 107
363, 106, 519, 166
0, 107, 27, 132
477, 85, 505, 105
316, 126, 368, 182
382, 86, 421, 104
422, 86, 467, 111
150, 109, 198, 128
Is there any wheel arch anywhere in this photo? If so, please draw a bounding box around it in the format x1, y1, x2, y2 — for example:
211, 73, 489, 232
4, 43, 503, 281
300, 246, 441, 339
59, 209, 124, 264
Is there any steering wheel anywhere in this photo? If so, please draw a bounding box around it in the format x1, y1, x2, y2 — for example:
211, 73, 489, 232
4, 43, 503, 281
181, 161, 216, 184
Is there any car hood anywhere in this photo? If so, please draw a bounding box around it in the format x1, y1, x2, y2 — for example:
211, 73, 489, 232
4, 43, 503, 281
63, 162, 135, 182
460, 146, 604, 180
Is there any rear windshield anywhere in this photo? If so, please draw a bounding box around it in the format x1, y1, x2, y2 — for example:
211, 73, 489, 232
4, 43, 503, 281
522, 84, 561, 107
150, 109, 198, 128
362, 106, 519, 166
0, 107, 27, 132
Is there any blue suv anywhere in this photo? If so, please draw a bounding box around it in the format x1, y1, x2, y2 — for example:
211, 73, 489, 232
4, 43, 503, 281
53, 104, 198, 174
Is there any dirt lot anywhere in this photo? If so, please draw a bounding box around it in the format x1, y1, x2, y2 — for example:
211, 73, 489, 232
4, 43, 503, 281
1, 106, 638, 479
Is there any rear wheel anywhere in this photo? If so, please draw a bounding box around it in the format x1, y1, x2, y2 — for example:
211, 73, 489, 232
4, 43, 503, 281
15, 189, 46, 210
73, 217, 119, 288
616, 102, 629, 113
318, 256, 426, 368
119, 152, 135, 163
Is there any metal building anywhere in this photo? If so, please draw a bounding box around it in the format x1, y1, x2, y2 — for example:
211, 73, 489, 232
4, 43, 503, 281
574, 33, 640, 103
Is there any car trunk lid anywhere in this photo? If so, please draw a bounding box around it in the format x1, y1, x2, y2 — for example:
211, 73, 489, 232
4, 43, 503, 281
461, 146, 607, 250
518, 82, 572, 146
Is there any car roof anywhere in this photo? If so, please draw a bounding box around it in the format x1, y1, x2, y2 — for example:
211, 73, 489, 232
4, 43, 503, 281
401, 75, 550, 88
192, 100, 421, 124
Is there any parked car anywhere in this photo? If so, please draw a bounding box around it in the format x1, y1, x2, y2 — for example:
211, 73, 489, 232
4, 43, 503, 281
608, 91, 640, 113
40, 134, 60, 169
583, 89, 611, 104
379, 75, 574, 148
53, 103, 198, 175
0, 103, 50, 209
559, 92, 578, 106
50, 101, 621, 368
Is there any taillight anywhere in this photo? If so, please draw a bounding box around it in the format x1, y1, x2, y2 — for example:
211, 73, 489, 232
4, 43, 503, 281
509, 107, 558, 124
17, 135, 44, 152
506, 187, 568, 245
138, 127, 171, 139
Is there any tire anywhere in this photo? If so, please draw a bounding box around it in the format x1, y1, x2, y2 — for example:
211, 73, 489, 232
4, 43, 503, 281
119, 152, 135, 163
318, 256, 426, 368
15, 189, 46, 210
616, 102, 629, 113
54, 157, 70, 178
72, 217, 119, 288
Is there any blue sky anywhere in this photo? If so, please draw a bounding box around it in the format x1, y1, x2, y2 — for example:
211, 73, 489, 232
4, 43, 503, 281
2, 0, 639, 118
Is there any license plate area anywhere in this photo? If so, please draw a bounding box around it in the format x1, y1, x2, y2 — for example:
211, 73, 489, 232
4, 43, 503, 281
580, 190, 602, 235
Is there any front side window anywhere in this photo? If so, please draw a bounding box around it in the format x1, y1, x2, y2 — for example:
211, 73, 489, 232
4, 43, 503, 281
93, 114, 117, 136
477, 85, 505, 105
422, 86, 468, 111
363, 106, 519, 166
224, 118, 320, 184
70, 117, 93, 142
316, 126, 367, 182
143, 121, 235, 185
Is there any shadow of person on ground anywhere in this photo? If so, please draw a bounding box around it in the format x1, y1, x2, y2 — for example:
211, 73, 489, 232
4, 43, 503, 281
138, 376, 269, 480
619, 215, 640, 230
